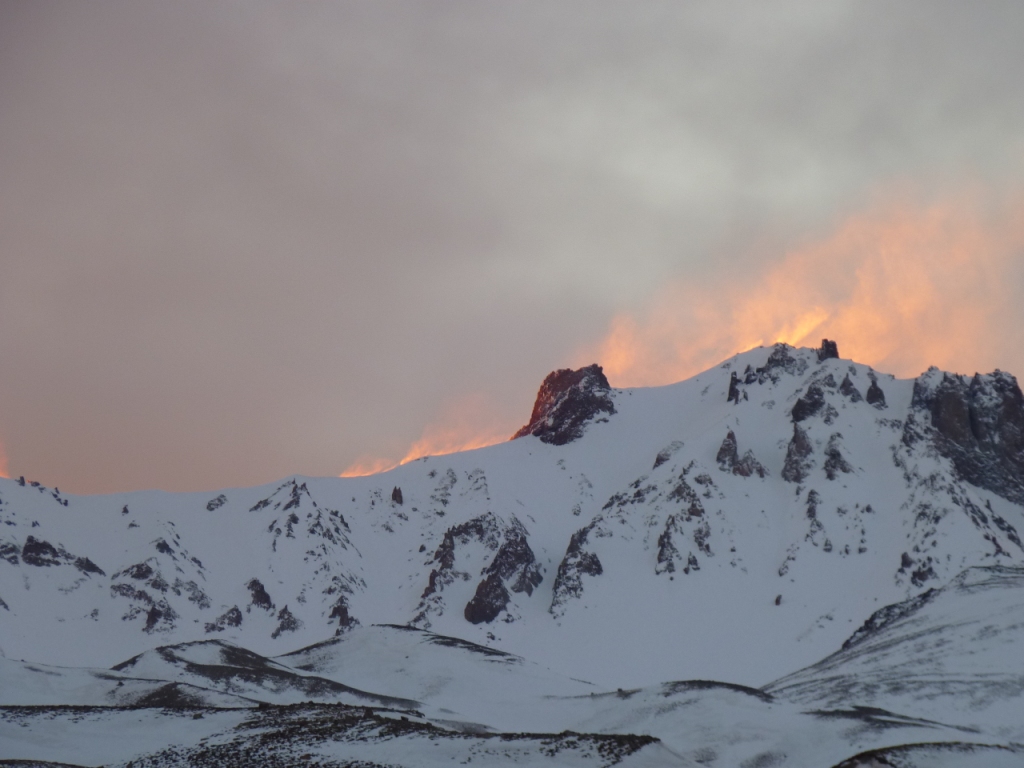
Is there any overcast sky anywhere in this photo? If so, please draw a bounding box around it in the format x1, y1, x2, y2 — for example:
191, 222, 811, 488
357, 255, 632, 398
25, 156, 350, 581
2, 1, 1023, 493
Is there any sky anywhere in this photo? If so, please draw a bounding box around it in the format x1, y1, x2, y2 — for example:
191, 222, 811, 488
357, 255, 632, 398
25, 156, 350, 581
1, 1, 1023, 493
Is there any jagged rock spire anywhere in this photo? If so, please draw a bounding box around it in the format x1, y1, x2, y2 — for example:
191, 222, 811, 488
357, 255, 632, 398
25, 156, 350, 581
512, 364, 615, 445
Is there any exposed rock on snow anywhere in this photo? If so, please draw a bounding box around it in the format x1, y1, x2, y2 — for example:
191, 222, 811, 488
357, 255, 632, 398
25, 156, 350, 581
839, 374, 863, 403
716, 430, 767, 478
792, 381, 827, 422
817, 338, 840, 361
866, 375, 887, 408
247, 578, 275, 612
908, 368, 1024, 505
550, 521, 603, 616
781, 423, 814, 483
512, 364, 615, 445
823, 433, 854, 480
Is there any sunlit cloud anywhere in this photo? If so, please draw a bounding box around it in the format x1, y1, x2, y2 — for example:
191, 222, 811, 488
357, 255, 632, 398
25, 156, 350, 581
340, 393, 516, 478
0, 439, 9, 479
583, 194, 1024, 385
339, 456, 398, 478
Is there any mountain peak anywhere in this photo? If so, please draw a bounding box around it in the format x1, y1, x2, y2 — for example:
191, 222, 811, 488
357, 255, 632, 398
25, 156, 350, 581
512, 364, 615, 445
817, 338, 839, 361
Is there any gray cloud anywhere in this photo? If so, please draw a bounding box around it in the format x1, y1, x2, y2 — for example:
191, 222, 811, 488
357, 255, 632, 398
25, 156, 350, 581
1, 1, 1023, 492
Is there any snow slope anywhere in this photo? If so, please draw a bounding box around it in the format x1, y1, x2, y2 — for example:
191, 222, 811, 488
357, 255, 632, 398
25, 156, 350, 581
1, 557, 1023, 766
2, 342, 1022, 690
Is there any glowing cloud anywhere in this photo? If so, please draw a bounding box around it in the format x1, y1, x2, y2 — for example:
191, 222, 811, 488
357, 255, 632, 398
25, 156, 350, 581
0, 439, 8, 479
340, 393, 514, 478
585, 195, 1024, 386
339, 456, 399, 478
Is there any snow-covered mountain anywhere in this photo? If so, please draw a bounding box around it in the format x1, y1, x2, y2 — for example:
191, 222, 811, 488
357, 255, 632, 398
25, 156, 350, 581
3, 341, 1022, 682
2, 340, 1024, 767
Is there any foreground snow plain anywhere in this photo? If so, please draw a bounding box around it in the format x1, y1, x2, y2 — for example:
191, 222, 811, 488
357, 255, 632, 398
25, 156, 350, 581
2, 342, 1023, 766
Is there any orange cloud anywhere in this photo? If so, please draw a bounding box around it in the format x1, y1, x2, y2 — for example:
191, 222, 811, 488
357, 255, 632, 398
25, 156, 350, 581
339, 455, 398, 478
340, 393, 515, 478
0, 439, 8, 479
585, 195, 1024, 386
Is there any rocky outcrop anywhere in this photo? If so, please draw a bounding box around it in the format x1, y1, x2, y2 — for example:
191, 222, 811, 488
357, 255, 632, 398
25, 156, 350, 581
271, 605, 302, 639
782, 424, 814, 483
866, 376, 887, 408
839, 374, 863, 403
464, 519, 543, 624
464, 573, 511, 624
727, 372, 742, 403
247, 578, 275, 612
716, 430, 767, 478
908, 369, 1024, 505
550, 522, 603, 616
791, 383, 826, 423
21, 536, 105, 576
206, 494, 227, 511
204, 606, 242, 633
823, 433, 853, 480
729, 344, 809, 401
817, 339, 839, 362
512, 364, 615, 445
391, 486, 403, 505
655, 515, 704, 576
415, 513, 541, 626
328, 597, 358, 633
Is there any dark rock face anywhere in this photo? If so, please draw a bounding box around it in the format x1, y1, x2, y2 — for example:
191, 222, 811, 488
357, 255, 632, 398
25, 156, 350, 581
20, 536, 105, 575
910, 369, 1024, 505
716, 430, 767, 478
272, 605, 302, 639
391, 486, 403, 505
464, 573, 511, 624
415, 513, 541, 626
839, 374, 863, 403
716, 431, 739, 469
206, 494, 227, 511
123, 562, 156, 580
791, 383, 826, 423
782, 424, 814, 483
420, 515, 502, 603
74, 557, 105, 576
205, 606, 243, 633
550, 522, 603, 615
866, 377, 887, 408
817, 339, 839, 362
512, 364, 615, 445
655, 515, 682, 575
461, 520, 543, 624
654, 514, 706, 576
727, 372, 741, 404
21, 536, 61, 567
823, 434, 854, 480
488, 526, 544, 595
329, 597, 358, 633
144, 601, 178, 633
247, 578, 275, 612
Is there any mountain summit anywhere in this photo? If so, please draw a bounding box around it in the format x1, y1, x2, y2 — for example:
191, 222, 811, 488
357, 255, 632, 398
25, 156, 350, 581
3, 341, 1024, 766
511, 363, 615, 445
1, 342, 1022, 687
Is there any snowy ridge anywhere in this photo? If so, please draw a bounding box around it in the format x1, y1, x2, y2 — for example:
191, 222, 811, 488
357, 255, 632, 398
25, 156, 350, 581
2, 342, 1024, 766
